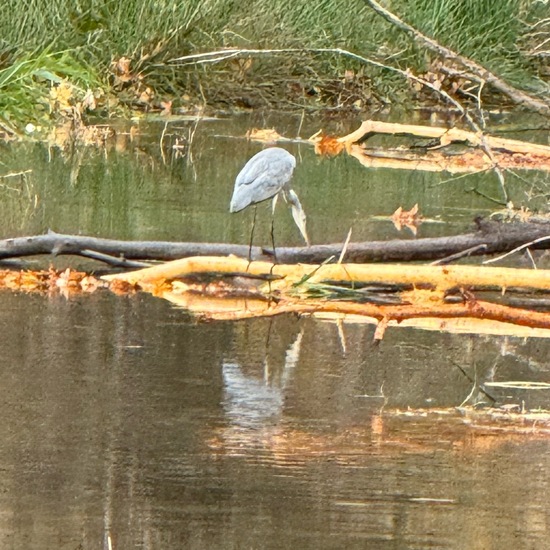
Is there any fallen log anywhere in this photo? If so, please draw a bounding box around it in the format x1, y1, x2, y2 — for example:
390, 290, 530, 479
314, 120, 550, 173
101, 256, 550, 336
2, 220, 550, 265
337, 121, 550, 156
101, 256, 550, 292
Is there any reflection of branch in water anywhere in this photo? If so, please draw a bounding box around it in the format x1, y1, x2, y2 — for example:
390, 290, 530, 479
221, 330, 303, 429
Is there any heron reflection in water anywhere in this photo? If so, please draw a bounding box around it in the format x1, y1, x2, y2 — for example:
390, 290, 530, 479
230, 147, 310, 261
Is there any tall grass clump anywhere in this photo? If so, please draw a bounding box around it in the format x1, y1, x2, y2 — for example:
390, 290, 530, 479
0, 48, 100, 131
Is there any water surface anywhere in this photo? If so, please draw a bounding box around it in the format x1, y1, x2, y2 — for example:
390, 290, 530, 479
1, 113, 550, 548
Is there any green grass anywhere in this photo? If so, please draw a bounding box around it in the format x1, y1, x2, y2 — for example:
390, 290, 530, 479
0, 0, 547, 131
398, 0, 540, 86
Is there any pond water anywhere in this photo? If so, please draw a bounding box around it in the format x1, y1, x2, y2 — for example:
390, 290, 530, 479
1, 112, 550, 548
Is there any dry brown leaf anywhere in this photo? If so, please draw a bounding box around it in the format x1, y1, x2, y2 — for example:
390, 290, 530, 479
0, 269, 103, 294
160, 100, 172, 116
343, 69, 355, 82
231, 57, 253, 78
49, 81, 74, 114
56, 267, 82, 289
80, 275, 101, 292
111, 56, 132, 82
81, 89, 97, 111
138, 87, 154, 105
108, 279, 138, 295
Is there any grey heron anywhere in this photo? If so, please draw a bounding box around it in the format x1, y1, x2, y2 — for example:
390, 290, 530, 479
230, 147, 309, 261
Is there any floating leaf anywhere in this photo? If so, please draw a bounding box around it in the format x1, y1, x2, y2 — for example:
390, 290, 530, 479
391, 203, 423, 234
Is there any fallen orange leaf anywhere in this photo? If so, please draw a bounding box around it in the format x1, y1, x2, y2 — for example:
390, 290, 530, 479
391, 204, 423, 234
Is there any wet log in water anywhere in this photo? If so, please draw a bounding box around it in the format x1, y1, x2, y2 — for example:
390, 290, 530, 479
1, 220, 550, 266
101, 256, 550, 336
314, 120, 550, 173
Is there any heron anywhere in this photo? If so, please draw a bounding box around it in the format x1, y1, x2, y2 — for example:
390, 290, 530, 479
230, 147, 309, 261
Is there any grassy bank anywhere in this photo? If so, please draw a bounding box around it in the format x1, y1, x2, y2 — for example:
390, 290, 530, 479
1, 0, 548, 132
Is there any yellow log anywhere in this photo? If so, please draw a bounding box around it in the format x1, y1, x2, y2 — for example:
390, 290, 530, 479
102, 256, 550, 292
337, 120, 550, 157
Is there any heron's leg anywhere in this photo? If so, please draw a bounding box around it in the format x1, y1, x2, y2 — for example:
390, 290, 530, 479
247, 205, 257, 266
270, 195, 278, 264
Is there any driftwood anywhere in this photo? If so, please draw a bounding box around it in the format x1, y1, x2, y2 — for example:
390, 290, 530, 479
338, 121, 550, 157
319, 120, 550, 173
3, 221, 550, 266
2, 250, 550, 338
0, 232, 254, 266
102, 256, 550, 291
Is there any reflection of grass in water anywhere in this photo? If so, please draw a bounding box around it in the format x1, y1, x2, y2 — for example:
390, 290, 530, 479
0, 138, 228, 241
0, 170, 40, 231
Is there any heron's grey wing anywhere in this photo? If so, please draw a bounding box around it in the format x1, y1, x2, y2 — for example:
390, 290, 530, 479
284, 189, 310, 246
230, 148, 296, 212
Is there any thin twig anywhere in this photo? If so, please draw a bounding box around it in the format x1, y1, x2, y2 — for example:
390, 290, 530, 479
431, 244, 488, 266
159, 120, 169, 165
81, 249, 153, 268
0, 169, 33, 179
338, 228, 353, 264
483, 235, 550, 265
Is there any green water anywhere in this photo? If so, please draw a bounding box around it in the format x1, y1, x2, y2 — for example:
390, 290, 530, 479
3, 112, 547, 248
